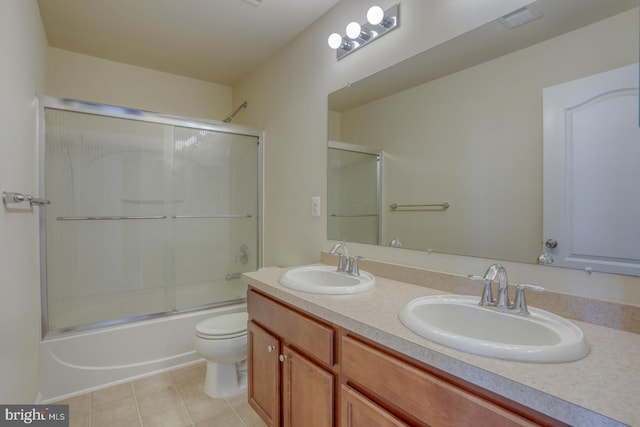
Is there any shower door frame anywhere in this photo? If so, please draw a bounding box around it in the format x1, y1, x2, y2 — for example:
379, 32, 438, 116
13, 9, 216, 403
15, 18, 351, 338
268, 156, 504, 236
37, 95, 264, 338
327, 140, 383, 245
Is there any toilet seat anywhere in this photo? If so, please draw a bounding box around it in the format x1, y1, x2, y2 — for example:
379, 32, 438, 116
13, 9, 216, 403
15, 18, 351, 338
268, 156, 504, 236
196, 312, 248, 340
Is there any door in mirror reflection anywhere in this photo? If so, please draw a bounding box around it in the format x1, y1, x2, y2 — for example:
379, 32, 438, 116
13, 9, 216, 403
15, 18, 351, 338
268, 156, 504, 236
328, 142, 381, 245
543, 63, 640, 276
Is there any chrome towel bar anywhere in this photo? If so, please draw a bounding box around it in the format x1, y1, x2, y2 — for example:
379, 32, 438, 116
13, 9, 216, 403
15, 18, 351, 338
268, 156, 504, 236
2, 191, 51, 206
57, 216, 167, 221
330, 213, 379, 217
389, 202, 450, 210
55, 214, 253, 221
172, 214, 252, 219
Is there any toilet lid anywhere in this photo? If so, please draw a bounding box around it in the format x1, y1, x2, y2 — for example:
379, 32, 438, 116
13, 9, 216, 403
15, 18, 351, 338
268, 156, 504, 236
195, 312, 248, 338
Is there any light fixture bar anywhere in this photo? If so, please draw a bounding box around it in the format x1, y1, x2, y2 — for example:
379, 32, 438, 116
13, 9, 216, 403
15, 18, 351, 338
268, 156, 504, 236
331, 3, 400, 61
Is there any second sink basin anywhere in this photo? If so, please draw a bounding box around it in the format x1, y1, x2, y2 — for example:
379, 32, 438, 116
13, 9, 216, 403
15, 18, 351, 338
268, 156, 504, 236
399, 295, 589, 363
279, 265, 375, 294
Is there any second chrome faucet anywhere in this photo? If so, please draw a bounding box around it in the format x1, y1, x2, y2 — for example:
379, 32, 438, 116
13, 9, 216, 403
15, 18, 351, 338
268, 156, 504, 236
329, 242, 363, 276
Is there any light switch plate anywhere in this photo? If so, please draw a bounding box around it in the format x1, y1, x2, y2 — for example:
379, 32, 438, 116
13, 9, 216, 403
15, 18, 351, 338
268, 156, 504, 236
311, 196, 321, 217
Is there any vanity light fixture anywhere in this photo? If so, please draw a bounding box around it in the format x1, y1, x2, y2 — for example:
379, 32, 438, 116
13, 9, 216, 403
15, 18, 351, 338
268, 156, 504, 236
327, 3, 400, 60
367, 6, 385, 26
327, 33, 354, 51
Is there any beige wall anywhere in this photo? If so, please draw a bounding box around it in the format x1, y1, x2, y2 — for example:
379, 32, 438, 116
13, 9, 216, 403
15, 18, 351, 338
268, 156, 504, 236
48, 47, 232, 120
234, 0, 640, 304
338, 9, 638, 264
0, 0, 48, 403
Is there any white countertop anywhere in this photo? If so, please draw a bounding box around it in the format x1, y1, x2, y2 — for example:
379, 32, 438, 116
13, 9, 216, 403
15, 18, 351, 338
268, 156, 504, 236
243, 266, 640, 427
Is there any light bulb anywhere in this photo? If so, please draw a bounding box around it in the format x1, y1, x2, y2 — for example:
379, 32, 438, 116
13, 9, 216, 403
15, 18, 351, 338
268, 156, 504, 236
327, 33, 343, 49
346, 21, 361, 39
367, 6, 384, 25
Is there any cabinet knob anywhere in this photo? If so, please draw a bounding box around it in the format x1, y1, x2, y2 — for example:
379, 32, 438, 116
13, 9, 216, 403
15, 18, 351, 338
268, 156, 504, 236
267, 345, 275, 352
279, 354, 287, 362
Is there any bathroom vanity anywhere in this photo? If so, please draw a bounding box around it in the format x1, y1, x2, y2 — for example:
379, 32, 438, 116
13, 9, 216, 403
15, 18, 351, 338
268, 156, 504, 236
248, 288, 560, 426
243, 263, 640, 427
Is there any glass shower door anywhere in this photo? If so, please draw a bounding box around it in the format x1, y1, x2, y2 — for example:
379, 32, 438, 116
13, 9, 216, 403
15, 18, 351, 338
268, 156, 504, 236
42, 103, 260, 334
44, 109, 173, 330
327, 147, 381, 245
172, 128, 258, 310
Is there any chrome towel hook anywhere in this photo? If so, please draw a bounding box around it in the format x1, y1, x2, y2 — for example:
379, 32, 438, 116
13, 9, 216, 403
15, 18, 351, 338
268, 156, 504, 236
2, 191, 51, 206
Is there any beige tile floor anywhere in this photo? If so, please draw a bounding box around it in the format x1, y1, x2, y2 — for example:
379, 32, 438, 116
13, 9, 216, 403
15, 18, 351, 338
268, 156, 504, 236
53, 362, 267, 427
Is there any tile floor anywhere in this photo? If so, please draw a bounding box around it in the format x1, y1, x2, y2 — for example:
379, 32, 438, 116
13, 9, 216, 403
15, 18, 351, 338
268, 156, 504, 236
53, 362, 266, 427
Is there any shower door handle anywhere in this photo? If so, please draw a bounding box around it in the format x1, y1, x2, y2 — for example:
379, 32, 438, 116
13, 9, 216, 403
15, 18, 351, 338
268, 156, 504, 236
29, 196, 51, 206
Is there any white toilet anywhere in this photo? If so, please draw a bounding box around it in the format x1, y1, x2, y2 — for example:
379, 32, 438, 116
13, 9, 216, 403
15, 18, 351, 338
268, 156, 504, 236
194, 311, 249, 398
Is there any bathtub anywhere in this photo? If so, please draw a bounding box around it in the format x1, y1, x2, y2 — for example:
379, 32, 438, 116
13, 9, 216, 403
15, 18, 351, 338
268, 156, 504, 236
39, 303, 246, 402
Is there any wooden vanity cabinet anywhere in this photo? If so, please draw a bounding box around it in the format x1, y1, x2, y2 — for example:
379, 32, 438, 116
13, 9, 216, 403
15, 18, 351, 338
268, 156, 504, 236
247, 287, 566, 427
248, 289, 337, 427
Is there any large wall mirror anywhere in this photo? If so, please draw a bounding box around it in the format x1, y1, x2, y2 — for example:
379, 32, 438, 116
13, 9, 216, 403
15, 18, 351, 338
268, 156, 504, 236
328, 0, 639, 274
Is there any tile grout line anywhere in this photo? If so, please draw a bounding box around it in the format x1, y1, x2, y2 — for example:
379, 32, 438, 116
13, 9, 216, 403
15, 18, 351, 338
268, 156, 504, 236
225, 395, 249, 427
129, 381, 144, 427
169, 372, 197, 427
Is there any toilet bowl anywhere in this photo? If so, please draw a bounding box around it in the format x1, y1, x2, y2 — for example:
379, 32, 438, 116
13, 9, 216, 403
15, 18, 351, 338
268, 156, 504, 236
194, 311, 248, 398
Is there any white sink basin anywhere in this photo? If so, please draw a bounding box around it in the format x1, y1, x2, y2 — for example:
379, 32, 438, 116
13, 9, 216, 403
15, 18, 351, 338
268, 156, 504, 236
279, 265, 376, 294
399, 295, 589, 363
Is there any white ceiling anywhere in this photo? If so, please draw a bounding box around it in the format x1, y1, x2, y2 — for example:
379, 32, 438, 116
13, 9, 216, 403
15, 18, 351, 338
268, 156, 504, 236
37, 0, 342, 86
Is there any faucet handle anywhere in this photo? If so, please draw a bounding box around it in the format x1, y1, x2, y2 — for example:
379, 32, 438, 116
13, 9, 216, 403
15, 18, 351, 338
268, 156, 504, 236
349, 256, 364, 276
513, 284, 545, 315
469, 275, 495, 306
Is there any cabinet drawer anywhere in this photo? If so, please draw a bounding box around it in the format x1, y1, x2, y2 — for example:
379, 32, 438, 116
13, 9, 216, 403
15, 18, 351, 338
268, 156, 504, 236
248, 289, 335, 366
342, 336, 540, 427
341, 385, 409, 427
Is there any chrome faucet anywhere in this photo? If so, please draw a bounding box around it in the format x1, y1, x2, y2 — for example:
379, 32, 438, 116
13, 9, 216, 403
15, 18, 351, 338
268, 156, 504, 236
471, 264, 545, 316
482, 263, 511, 308
329, 241, 351, 273
328, 242, 362, 276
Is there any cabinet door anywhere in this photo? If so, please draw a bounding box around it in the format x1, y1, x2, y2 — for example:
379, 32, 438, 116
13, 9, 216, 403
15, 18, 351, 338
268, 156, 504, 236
282, 345, 335, 427
341, 385, 409, 427
248, 321, 280, 427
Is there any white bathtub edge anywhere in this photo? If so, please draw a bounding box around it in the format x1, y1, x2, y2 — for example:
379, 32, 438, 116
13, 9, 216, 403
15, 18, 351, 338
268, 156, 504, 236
39, 303, 246, 402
